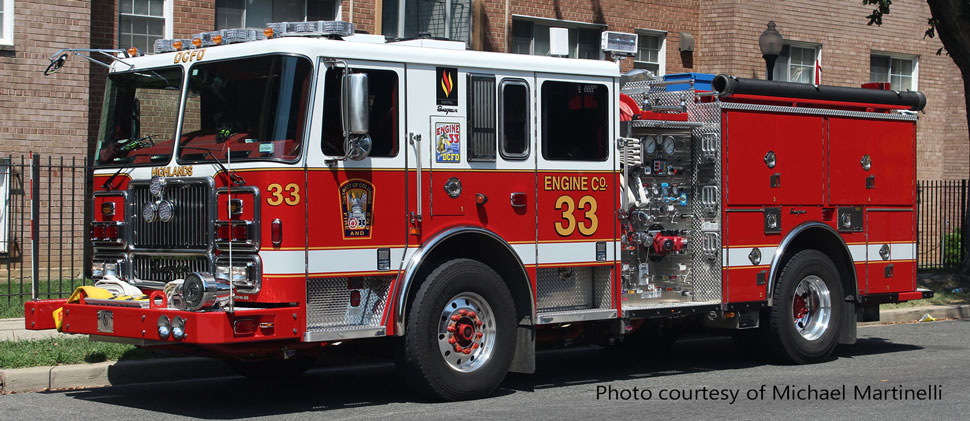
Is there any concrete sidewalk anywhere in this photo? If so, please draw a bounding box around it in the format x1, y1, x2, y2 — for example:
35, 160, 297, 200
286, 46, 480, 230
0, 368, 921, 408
1, 304, 968, 394
0, 318, 71, 341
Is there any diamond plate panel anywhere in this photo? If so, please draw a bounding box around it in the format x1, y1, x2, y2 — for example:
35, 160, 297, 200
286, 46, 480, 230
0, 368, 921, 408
689, 101, 723, 302
306, 276, 392, 332
536, 266, 613, 311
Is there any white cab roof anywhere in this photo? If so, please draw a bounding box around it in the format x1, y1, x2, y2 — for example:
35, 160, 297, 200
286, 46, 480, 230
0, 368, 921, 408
113, 36, 620, 78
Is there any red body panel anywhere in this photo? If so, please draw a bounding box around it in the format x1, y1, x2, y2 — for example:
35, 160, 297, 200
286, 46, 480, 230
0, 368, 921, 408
724, 111, 825, 206
829, 118, 915, 206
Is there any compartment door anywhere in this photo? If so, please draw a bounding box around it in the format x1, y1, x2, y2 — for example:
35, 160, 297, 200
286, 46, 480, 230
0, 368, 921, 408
724, 111, 824, 206
829, 118, 915, 205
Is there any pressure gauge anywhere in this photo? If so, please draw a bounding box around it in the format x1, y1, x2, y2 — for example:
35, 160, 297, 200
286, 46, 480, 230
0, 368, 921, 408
643, 136, 657, 155
662, 136, 676, 155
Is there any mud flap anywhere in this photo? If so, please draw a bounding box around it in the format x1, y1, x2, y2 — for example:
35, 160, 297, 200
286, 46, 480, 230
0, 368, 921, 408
509, 324, 535, 374
839, 301, 857, 345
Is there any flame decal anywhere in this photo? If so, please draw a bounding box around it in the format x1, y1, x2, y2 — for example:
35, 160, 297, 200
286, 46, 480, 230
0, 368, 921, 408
441, 71, 453, 97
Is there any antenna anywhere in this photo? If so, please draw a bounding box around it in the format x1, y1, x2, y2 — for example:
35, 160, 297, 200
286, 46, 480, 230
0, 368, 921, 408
227, 146, 234, 313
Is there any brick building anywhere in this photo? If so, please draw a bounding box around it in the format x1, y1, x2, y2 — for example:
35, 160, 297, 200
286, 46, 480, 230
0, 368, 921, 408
0, 0, 967, 277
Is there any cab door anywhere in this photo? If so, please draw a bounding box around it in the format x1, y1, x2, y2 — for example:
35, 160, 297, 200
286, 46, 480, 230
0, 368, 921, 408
302, 60, 408, 337
534, 74, 617, 314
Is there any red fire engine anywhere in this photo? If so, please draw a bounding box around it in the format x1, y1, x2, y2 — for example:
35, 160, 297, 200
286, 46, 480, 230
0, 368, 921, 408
28, 22, 930, 400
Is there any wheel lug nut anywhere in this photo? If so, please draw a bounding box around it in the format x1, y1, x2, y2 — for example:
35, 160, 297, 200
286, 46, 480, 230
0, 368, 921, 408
448, 337, 457, 344
451, 315, 461, 321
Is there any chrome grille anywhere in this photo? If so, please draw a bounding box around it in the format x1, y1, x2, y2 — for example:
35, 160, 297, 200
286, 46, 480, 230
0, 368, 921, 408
132, 254, 209, 283
130, 181, 209, 249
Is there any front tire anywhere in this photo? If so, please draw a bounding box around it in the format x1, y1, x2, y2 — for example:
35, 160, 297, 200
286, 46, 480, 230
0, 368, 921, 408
398, 259, 516, 401
767, 250, 844, 364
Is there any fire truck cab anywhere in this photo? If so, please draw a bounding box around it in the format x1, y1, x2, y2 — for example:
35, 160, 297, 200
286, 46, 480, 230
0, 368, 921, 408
29, 22, 930, 401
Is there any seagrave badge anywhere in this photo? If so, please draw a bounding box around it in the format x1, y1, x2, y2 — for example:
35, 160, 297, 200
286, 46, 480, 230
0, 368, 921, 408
435, 122, 461, 163
436, 67, 458, 106
339, 179, 374, 239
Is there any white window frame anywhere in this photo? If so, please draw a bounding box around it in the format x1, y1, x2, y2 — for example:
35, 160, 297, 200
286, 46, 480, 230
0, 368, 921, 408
1, 0, 14, 46
774, 41, 820, 84
870, 51, 919, 91
634, 28, 666, 76
118, 0, 173, 50
216, 0, 341, 30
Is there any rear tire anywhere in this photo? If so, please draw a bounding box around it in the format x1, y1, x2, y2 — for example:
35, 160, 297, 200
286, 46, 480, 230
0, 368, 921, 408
767, 250, 844, 364
398, 258, 516, 401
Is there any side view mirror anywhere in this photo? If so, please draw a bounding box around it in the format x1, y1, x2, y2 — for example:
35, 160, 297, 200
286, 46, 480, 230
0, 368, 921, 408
44, 54, 68, 76
341, 72, 370, 136
340, 72, 370, 161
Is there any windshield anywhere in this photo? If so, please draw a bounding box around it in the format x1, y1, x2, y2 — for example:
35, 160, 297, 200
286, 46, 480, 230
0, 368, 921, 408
177, 55, 312, 163
95, 67, 183, 167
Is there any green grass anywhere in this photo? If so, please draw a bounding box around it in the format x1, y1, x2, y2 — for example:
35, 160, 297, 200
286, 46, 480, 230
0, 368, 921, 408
0, 337, 162, 369
0, 278, 91, 319
881, 271, 970, 309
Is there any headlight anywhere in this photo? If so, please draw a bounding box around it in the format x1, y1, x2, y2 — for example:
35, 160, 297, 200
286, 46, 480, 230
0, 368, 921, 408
180, 272, 230, 311
91, 262, 105, 279
142, 202, 158, 223
157, 200, 175, 222
216, 263, 254, 288
103, 262, 119, 277
149, 176, 165, 197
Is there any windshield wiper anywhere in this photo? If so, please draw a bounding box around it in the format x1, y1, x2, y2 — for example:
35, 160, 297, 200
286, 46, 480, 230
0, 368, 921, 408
180, 146, 246, 186
101, 151, 166, 189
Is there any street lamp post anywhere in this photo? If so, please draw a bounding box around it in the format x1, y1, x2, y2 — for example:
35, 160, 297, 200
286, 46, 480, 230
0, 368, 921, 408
759, 21, 784, 81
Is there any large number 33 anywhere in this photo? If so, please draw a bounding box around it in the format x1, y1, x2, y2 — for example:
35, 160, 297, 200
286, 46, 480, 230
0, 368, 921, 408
554, 195, 598, 236
267, 183, 300, 206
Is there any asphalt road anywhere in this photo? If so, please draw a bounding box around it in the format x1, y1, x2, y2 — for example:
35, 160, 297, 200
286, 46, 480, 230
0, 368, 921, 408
2, 320, 968, 420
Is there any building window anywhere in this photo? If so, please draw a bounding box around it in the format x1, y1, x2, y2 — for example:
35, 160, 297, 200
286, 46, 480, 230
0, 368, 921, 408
381, 0, 471, 44
119, 0, 171, 53
870, 53, 918, 91
216, 0, 337, 30
541, 81, 609, 161
634, 31, 665, 76
510, 18, 602, 59
1, 0, 14, 46
772, 44, 819, 84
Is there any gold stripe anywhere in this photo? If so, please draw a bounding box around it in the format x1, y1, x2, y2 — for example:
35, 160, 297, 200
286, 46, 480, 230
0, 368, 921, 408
726, 264, 770, 270
536, 261, 614, 268
539, 238, 617, 244
723, 244, 778, 249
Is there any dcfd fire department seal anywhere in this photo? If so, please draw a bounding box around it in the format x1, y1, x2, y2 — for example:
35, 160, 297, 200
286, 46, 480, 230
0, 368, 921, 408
339, 179, 374, 239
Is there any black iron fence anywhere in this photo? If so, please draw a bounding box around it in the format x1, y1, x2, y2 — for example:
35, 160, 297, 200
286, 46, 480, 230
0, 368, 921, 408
1, 154, 91, 311
917, 179, 968, 271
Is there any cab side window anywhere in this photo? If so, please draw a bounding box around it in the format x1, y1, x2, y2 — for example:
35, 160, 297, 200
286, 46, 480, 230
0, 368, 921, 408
541, 81, 608, 161
500, 80, 530, 159
322, 69, 399, 157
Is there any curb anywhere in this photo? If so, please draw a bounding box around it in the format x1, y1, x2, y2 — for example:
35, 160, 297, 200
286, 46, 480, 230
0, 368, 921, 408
2, 304, 968, 394
868, 304, 970, 324
1, 357, 234, 394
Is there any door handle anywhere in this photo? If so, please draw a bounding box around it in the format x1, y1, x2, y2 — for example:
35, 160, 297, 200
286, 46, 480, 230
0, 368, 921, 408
510, 192, 527, 208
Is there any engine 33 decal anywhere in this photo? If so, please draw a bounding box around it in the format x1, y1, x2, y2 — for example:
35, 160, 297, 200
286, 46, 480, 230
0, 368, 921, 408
435, 122, 461, 163
339, 179, 374, 239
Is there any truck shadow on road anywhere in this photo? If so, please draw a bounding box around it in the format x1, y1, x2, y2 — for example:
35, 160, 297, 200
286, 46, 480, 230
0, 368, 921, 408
60, 334, 921, 418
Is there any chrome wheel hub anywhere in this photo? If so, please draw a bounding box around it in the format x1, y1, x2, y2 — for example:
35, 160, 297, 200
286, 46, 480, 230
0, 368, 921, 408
792, 275, 832, 341
437, 292, 496, 373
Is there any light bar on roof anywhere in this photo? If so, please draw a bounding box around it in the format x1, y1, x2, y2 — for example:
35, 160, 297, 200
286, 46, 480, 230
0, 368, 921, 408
265, 20, 355, 38
154, 39, 192, 54
220, 28, 267, 44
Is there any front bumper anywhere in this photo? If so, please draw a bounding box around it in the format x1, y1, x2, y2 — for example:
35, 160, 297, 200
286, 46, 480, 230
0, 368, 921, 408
25, 299, 302, 344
